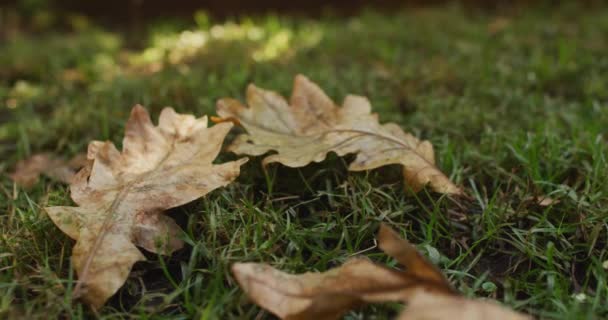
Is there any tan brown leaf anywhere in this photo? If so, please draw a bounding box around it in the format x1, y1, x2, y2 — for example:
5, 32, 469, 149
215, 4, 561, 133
10, 153, 87, 188
45, 105, 247, 308
398, 290, 530, 320
231, 224, 456, 320
232, 223, 529, 320
216, 75, 461, 194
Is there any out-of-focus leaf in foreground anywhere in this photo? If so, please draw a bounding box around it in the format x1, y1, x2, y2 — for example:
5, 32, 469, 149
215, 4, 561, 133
232, 224, 529, 320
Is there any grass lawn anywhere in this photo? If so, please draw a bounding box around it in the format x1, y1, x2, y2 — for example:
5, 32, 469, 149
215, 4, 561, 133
1, 3, 608, 319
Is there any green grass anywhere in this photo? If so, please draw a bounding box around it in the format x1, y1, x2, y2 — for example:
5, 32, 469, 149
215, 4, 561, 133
1, 3, 608, 319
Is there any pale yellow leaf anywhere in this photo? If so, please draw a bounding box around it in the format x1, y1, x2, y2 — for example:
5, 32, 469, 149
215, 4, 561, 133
216, 75, 461, 194
45, 105, 247, 308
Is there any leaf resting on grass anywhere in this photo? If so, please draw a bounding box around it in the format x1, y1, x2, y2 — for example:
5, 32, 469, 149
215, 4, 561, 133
232, 224, 529, 320
216, 75, 461, 194
10, 153, 87, 188
397, 290, 529, 320
45, 105, 247, 308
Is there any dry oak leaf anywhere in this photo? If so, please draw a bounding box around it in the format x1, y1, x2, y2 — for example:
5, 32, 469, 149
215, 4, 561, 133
232, 224, 529, 320
9, 152, 87, 188
216, 75, 461, 194
398, 290, 529, 320
45, 105, 247, 308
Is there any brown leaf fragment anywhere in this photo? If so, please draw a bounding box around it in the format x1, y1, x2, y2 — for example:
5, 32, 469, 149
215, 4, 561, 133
45, 105, 247, 308
524, 195, 559, 207
377, 224, 453, 289
232, 223, 529, 320
398, 290, 531, 320
487, 17, 511, 35
10, 153, 88, 188
216, 75, 462, 195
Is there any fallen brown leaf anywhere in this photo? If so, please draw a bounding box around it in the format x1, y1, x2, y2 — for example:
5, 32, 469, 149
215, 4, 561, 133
216, 75, 461, 194
10, 153, 88, 188
525, 195, 560, 207
232, 224, 529, 320
231, 224, 454, 319
45, 105, 247, 308
61, 68, 87, 83
487, 17, 511, 35
397, 290, 529, 320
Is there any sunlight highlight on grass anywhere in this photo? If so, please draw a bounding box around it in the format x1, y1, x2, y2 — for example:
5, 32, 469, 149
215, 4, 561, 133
5, 81, 42, 109
129, 19, 324, 71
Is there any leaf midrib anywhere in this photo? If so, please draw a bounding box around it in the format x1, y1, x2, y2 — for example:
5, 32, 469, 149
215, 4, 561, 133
73, 139, 178, 298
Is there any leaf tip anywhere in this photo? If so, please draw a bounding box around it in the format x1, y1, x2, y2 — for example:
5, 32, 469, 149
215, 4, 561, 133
131, 103, 147, 115
236, 157, 249, 166
377, 223, 408, 251
293, 73, 310, 84
216, 97, 248, 120
231, 262, 254, 288
245, 83, 261, 99
231, 262, 245, 274
441, 184, 465, 196
126, 104, 154, 133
